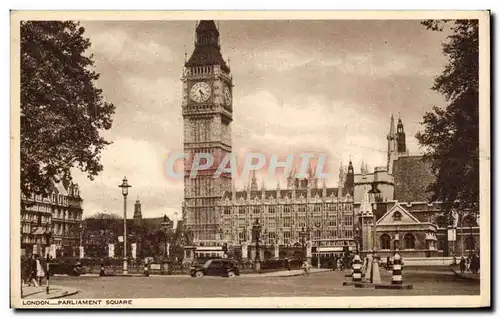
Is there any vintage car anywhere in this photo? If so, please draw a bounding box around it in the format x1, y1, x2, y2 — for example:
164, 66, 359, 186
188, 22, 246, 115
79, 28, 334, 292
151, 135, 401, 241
47, 260, 86, 276
190, 258, 240, 278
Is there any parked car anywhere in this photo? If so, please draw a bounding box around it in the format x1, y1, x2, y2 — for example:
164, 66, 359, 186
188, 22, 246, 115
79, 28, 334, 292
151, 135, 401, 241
190, 258, 240, 278
47, 260, 86, 276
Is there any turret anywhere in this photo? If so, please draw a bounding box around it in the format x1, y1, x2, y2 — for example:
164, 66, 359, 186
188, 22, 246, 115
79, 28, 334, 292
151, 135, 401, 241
345, 160, 354, 196
250, 170, 258, 191
133, 198, 142, 226
287, 167, 296, 189
397, 116, 407, 154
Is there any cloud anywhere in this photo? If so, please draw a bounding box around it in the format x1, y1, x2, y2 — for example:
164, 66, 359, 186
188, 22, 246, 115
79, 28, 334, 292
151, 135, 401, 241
88, 29, 173, 65
73, 136, 184, 218
68, 20, 450, 220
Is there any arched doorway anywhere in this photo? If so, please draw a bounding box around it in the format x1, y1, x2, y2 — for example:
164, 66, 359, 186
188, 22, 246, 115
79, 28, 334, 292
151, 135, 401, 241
379, 234, 391, 250
403, 233, 416, 250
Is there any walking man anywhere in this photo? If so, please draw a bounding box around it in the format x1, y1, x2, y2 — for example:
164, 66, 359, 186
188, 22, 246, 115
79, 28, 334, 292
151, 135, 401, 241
459, 256, 466, 274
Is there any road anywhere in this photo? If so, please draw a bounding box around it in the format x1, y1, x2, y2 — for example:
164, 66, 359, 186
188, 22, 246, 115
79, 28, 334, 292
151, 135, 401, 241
51, 269, 479, 299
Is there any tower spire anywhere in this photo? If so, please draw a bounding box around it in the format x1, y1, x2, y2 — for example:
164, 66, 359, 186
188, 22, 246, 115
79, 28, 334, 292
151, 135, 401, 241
185, 20, 229, 72
389, 114, 396, 136
251, 170, 258, 191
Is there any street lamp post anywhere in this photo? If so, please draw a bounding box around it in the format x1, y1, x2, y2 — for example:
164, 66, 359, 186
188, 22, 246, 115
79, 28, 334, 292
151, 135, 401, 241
312, 222, 321, 268
79, 223, 84, 259
368, 182, 382, 283
79, 223, 83, 248
118, 177, 131, 275
354, 224, 360, 255
299, 227, 307, 259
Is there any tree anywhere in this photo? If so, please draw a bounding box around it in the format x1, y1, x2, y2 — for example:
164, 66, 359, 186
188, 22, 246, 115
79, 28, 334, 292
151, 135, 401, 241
21, 21, 115, 197
416, 20, 479, 213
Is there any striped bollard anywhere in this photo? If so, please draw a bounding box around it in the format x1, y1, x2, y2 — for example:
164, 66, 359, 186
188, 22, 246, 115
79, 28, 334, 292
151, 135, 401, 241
352, 255, 362, 282
374, 251, 412, 289
392, 253, 402, 285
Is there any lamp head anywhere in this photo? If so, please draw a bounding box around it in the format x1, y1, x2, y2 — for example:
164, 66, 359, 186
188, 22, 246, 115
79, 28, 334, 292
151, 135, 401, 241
119, 176, 132, 196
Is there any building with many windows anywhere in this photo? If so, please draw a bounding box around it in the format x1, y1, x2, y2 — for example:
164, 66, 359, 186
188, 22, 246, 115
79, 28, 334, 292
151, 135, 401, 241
217, 163, 357, 253
21, 181, 83, 257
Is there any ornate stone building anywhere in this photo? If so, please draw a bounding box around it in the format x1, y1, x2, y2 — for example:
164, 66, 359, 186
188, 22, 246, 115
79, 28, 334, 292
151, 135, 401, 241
354, 115, 480, 258
217, 164, 357, 253
21, 181, 83, 257
182, 20, 233, 243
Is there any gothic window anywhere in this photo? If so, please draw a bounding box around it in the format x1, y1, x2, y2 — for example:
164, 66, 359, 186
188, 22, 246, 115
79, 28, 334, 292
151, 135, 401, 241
238, 231, 246, 242
283, 231, 291, 245
224, 207, 231, 215
268, 206, 275, 214
314, 204, 321, 213
284, 205, 291, 214
344, 216, 353, 226
268, 232, 276, 241
328, 217, 337, 227
465, 236, 476, 251
403, 233, 416, 250
380, 234, 391, 250
298, 205, 306, 213
239, 207, 246, 215
283, 217, 292, 228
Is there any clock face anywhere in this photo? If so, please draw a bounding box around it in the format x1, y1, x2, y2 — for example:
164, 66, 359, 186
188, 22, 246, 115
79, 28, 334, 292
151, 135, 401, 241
190, 82, 211, 103
224, 86, 232, 105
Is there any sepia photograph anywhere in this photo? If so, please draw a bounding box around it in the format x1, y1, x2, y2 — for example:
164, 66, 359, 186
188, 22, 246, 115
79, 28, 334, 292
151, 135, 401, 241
10, 11, 490, 308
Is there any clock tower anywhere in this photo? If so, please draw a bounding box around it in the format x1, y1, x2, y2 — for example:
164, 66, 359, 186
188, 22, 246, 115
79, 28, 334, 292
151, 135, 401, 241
182, 20, 233, 243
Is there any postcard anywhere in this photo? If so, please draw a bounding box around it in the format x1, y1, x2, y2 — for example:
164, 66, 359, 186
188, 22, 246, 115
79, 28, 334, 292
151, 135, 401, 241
11, 10, 490, 309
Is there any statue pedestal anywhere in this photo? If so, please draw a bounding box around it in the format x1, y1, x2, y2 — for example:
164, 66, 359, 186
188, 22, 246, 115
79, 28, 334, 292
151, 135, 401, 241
241, 242, 248, 260
249, 243, 264, 261
183, 246, 196, 264
249, 243, 264, 272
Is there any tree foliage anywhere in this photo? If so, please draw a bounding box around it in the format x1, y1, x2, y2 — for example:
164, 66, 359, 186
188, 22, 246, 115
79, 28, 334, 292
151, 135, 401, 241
86, 212, 122, 220
416, 20, 479, 212
21, 21, 115, 197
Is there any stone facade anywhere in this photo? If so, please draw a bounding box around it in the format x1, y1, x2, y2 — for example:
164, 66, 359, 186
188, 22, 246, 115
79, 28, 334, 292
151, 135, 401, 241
353, 115, 480, 258
182, 21, 233, 242
217, 168, 356, 251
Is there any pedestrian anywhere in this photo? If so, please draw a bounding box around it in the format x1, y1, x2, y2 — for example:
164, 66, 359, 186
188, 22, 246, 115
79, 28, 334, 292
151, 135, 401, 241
99, 259, 105, 277
302, 260, 310, 276
459, 257, 466, 274
285, 258, 291, 271
471, 253, 479, 274
143, 259, 150, 277
35, 254, 45, 286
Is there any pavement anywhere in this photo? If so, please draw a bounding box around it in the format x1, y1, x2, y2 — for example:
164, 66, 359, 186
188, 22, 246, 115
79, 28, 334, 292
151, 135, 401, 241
452, 269, 480, 281
23, 267, 479, 300
21, 285, 79, 299
63, 267, 330, 278
49, 269, 479, 299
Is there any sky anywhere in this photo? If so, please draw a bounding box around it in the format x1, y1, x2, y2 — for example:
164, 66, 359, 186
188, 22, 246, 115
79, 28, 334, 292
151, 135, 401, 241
71, 19, 449, 223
